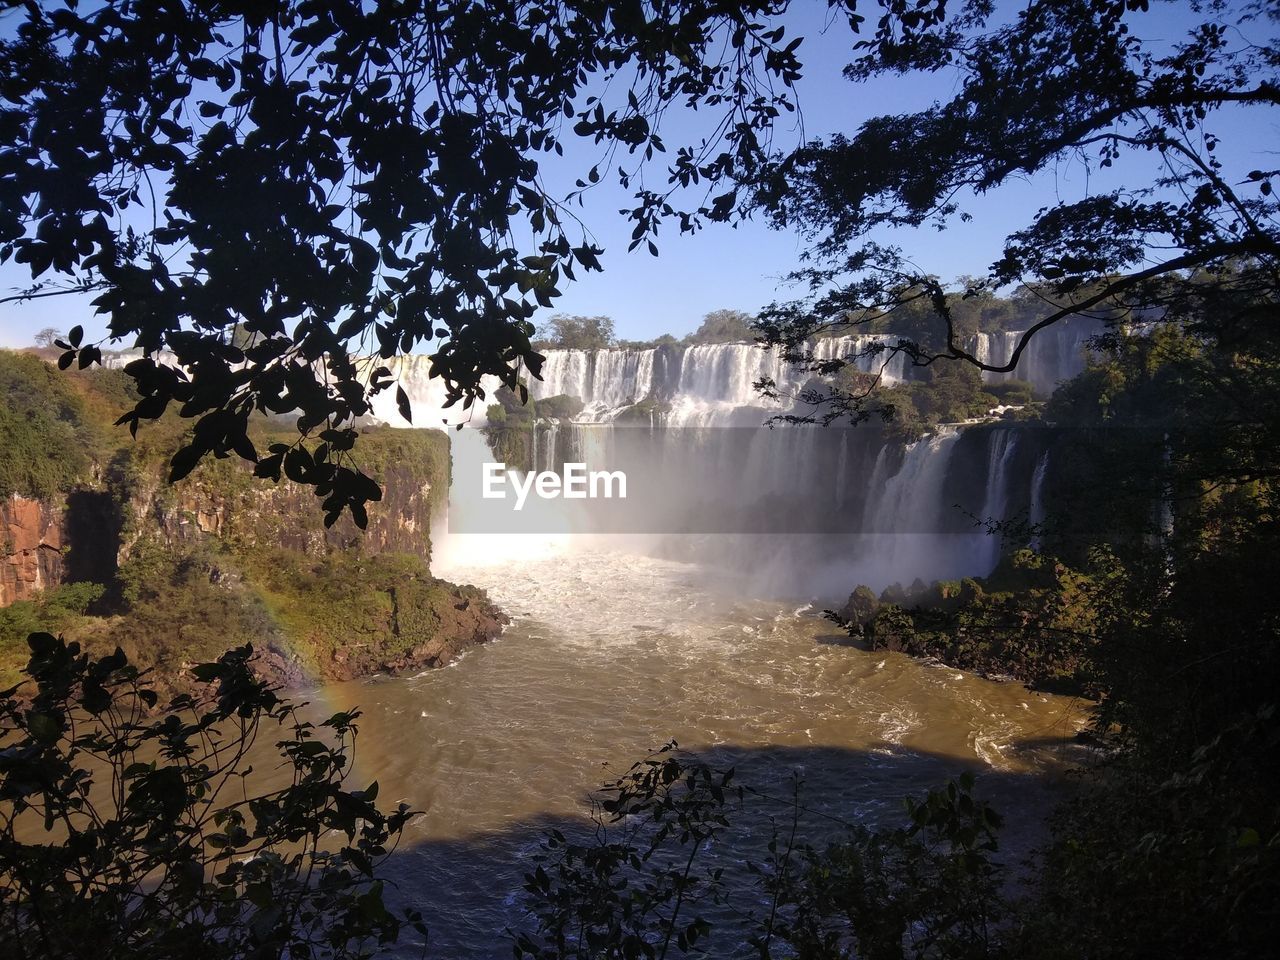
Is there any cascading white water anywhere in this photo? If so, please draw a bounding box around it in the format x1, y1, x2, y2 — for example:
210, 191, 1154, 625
531, 349, 593, 401
364, 354, 503, 429
663, 336, 913, 427
1028, 451, 1051, 551
977, 430, 1020, 571
363, 322, 1090, 429
970, 318, 1100, 396
867, 428, 961, 532
530, 348, 656, 419
835, 433, 850, 512
95, 329, 1069, 591
102, 321, 1091, 430
850, 427, 980, 587
815, 334, 912, 384
422, 338, 1061, 590
103, 331, 1071, 592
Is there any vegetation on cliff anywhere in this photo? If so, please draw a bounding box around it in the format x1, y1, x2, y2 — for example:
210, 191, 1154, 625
833, 549, 1119, 696
0, 350, 501, 694
0, 351, 112, 500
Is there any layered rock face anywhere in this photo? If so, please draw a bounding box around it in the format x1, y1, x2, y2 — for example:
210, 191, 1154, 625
0, 392, 509, 690
1, 495, 63, 606
119, 459, 437, 567
1, 446, 442, 607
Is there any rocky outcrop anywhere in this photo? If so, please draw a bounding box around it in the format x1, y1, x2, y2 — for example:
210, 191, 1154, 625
321, 585, 509, 682
1, 494, 63, 606
2, 354, 504, 695
2, 437, 445, 608
836, 585, 881, 631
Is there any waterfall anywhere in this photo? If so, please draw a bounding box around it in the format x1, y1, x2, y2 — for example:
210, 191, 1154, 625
835, 432, 849, 511
530, 348, 656, 418
977, 430, 1019, 570
969, 317, 1101, 397
364, 354, 488, 429
846, 427, 984, 587
866, 428, 961, 535
102, 318, 1094, 431
95, 330, 1078, 593
532, 350, 593, 402
816, 334, 912, 383
1028, 451, 1050, 551
536, 420, 558, 474
100, 333, 1062, 593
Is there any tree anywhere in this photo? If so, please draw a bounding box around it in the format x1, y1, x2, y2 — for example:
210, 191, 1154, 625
536, 314, 616, 351
32, 327, 62, 349
515, 747, 1010, 960
0, 634, 424, 960
751, 0, 1280, 421
0, 0, 807, 524
685, 308, 755, 344
738, 7, 1280, 954
6, 2, 1277, 516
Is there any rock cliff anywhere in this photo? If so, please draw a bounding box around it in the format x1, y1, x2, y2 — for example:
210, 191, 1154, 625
1, 352, 505, 692
1, 495, 62, 606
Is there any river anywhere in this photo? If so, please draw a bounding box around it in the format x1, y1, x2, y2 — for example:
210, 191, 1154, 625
303, 537, 1087, 957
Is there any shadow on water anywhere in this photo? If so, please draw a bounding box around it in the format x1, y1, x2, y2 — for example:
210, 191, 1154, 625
374, 742, 1073, 959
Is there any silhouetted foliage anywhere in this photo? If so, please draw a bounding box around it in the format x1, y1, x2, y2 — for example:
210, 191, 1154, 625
7, 3, 1280, 956
1, 0, 811, 523
515, 743, 737, 960
515, 745, 1010, 960
0, 634, 424, 960
767, 771, 1006, 960
751, 0, 1280, 424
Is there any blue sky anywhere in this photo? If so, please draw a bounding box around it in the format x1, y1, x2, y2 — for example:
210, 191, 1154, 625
2, 2, 1274, 347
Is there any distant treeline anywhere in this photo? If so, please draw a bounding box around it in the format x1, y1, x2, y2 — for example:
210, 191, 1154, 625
530, 283, 1106, 353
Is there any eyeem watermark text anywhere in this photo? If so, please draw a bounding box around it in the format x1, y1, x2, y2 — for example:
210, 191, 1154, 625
482, 463, 627, 511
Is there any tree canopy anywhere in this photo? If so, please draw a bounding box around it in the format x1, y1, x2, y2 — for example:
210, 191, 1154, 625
685, 307, 755, 343
752, 0, 1280, 420
0, 635, 422, 960
5, 0, 1278, 521
32, 326, 62, 348
0, 0, 809, 523
534, 313, 616, 351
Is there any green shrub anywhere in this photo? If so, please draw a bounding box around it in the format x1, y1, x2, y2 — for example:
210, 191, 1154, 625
0, 351, 94, 499
986, 379, 1035, 405
0, 582, 106, 687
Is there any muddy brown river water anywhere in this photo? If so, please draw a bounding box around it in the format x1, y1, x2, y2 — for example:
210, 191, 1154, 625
296, 541, 1087, 956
